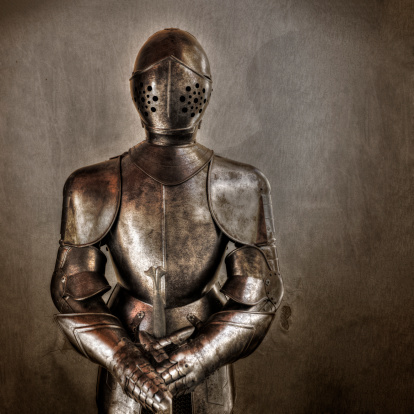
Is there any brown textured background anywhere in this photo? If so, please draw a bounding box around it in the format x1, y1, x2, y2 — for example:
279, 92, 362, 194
1, 0, 414, 413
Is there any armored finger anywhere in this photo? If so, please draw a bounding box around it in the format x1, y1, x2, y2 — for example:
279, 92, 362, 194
130, 380, 143, 402
160, 369, 173, 384
144, 395, 155, 411
156, 326, 195, 348
124, 375, 133, 395
139, 330, 156, 350
151, 347, 169, 363
154, 393, 173, 414
167, 379, 181, 396
162, 361, 187, 384
156, 359, 174, 374
139, 377, 152, 395
139, 391, 147, 405
149, 374, 164, 387
153, 389, 167, 405
139, 331, 170, 363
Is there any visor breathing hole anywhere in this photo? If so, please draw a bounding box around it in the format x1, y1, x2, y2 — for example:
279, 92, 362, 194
153, 96, 158, 101
151, 107, 156, 112
147, 86, 152, 91
180, 96, 185, 102
186, 86, 191, 91
182, 108, 188, 113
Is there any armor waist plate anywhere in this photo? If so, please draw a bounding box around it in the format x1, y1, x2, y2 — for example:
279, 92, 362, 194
108, 284, 226, 337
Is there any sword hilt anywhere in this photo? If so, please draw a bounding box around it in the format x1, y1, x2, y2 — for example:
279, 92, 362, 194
145, 266, 167, 338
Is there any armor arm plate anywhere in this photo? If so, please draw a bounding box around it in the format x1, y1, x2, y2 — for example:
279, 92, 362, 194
60, 156, 121, 247
157, 247, 282, 397
208, 154, 271, 246
50, 244, 172, 413
50, 245, 110, 313
222, 245, 283, 311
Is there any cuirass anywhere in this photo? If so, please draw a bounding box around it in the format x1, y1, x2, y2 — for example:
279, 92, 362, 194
105, 153, 228, 309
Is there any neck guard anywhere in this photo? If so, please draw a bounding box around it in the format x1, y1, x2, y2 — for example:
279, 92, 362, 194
129, 141, 213, 186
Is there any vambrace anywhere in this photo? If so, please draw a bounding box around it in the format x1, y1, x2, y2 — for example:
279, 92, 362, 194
157, 245, 283, 397
50, 245, 110, 313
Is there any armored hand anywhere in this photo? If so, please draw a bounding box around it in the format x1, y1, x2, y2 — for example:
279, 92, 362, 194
157, 245, 283, 397
51, 246, 172, 414
56, 313, 172, 414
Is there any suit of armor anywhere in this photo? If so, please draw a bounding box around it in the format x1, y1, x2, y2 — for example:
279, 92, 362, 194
51, 29, 283, 414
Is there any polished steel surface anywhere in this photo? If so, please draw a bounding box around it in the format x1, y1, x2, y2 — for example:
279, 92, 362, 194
130, 29, 212, 138
129, 141, 213, 185
56, 313, 173, 413
132, 29, 211, 79
108, 285, 225, 337
156, 309, 275, 397
106, 154, 228, 309
51, 28, 283, 414
222, 246, 283, 309
97, 364, 235, 414
51, 245, 110, 312
208, 155, 271, 245
61, 157, 121, 247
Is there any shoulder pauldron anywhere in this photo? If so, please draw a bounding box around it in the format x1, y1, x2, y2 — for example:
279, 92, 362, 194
60, 156, 122, 246
208, 155, 271, 246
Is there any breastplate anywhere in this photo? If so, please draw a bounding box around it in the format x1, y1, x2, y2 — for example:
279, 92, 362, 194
106, 153, 228, 309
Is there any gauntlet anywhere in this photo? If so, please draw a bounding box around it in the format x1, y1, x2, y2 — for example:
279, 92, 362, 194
156, 245, 283, 397
51, 245, 172, 414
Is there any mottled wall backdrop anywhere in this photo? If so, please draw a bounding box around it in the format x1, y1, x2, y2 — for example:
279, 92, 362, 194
1, 0, 413, 413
